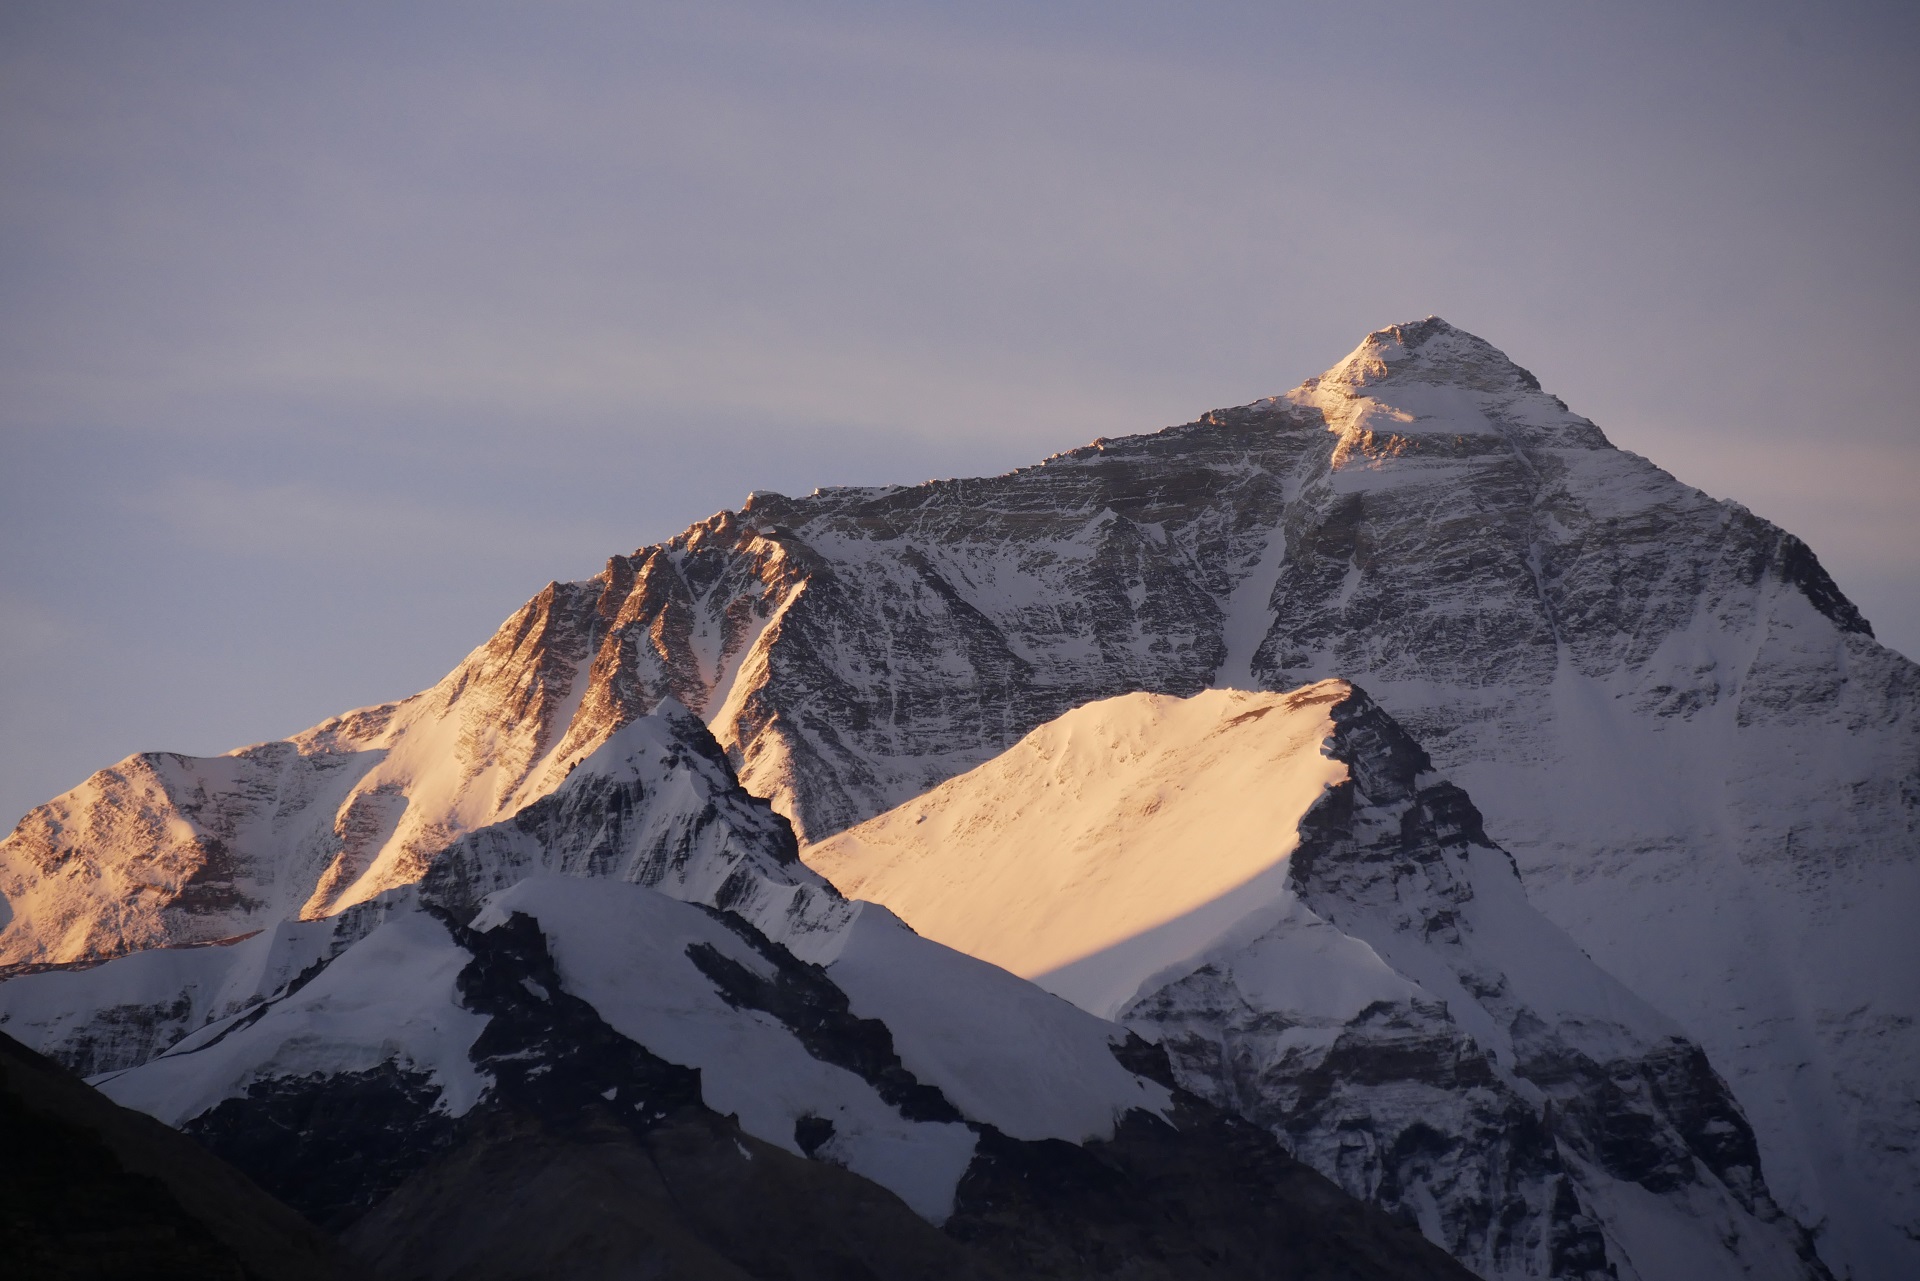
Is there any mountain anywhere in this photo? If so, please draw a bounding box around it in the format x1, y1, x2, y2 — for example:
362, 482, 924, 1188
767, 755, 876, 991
4, 706, 1469, 1280
1, 317, 1912, 1278
810, 680, 1826, 1281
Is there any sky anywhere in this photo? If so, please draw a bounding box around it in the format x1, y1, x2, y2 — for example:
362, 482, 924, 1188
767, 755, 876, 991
2, 0, 1916, 828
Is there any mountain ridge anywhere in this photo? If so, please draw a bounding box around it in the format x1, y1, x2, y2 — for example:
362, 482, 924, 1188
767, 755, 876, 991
5, 700, 1475, 1280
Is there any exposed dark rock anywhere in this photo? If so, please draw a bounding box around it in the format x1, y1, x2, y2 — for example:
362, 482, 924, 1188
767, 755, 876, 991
793, 1113, 835, 1157
444, 906, 709, 1131
183, 1061, 460, 1233
1773, 532, 1873, 637
1136, 966, 1587, 1280
948, 1098, 1477, 1280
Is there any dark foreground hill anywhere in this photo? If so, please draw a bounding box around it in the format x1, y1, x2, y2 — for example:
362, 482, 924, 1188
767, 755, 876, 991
0, 1030, 340, 1281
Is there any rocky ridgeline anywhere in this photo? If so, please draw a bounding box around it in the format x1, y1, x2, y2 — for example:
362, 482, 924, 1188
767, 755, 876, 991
1127, 686, 1826, 1281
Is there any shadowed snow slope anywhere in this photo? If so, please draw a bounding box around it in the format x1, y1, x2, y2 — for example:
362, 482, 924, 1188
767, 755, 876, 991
810, 682, 1831, 1281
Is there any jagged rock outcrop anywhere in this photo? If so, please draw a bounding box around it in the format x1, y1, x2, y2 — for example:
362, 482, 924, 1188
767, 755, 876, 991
1138, 685, 1832, 1281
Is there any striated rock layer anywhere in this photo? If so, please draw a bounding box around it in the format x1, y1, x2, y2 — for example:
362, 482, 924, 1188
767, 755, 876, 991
2, 317, 1913, 1277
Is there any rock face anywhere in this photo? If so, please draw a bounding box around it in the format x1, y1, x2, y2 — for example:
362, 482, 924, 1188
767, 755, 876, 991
811, 681, 1828, 1281
1, 316, 1913, 1278
1151, 686, 1832, 1281
0, 576, 661, 966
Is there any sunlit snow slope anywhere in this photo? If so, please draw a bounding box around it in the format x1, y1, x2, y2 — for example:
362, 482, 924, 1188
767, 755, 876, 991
809, 685, 1346, 1016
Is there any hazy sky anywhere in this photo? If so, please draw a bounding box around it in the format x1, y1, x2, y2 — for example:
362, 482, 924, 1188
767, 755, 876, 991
3, 0, 1916, 827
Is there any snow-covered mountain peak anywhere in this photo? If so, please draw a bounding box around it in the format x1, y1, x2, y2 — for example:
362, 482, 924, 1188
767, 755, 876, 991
4, 315, 1912, 1277
1324, 316, 1518, 383
565, 696, 723, 787
1275, 316, 1600, 453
